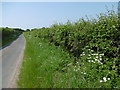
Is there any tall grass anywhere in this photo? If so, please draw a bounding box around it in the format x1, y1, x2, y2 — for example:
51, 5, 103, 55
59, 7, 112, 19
18, 32, 76, 88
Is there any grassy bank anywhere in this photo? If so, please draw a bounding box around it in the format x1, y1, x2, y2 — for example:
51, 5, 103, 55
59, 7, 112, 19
18, 32, 77, 88
18, 9, 120, 88
1, 27, 23, 47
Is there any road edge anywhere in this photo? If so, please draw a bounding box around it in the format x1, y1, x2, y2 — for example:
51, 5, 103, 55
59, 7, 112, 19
9, 35, 26, 88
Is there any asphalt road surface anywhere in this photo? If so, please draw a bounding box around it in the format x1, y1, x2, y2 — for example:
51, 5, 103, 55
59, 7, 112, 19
1, 34, 26, 88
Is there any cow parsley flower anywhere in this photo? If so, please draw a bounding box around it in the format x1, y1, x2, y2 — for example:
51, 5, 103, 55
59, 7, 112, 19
103, 77, 107, 82
95, 58, 98, 61
96, 56, 99, 58
107, 78, 110, 80
100, 80, 103, 82
100, 58, 102, 60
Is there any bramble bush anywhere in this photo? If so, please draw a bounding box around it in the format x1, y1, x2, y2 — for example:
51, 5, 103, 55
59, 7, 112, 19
30, 9, 120, 88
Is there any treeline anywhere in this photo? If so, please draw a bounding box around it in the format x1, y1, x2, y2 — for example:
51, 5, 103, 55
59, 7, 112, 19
28, 10, 120, 88
0, 27, 24, 47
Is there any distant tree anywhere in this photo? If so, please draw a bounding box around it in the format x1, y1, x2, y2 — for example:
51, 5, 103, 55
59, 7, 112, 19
66, 20, 72, 25
26, 29, 30, 31
42, 27, 46, 29
14, 28, 23, 31
31, 28, 38, 31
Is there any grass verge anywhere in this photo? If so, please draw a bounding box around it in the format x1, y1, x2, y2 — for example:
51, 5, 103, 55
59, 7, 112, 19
18, 32, 120, 88
17, 33, 75, 88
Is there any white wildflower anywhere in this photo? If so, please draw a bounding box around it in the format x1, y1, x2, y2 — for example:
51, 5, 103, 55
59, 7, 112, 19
91, 50, 94, 52
103, 77, 107, 82
98, 60, 101, 63
84, 73, 86, 74
100, 53, 104, 56
100, 62, 103, 64
88, 54, 91, 56
83, 54, 85, 55
88, 60, 91, 62
91, 60, 94, 62
107, 78, 110, 80
95, 58, 98, 61
92, 53, 98, 55
100, 80, 103, 82
88, 57, 91, 59
80, 53, 85, 56
96, 56, 99, 58
76, 62, 79, 64
74, 69, 78, 72
100, 58, 102, 60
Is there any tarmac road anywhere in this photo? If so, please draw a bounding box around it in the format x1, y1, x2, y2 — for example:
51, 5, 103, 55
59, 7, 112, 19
1, 34, 26, 88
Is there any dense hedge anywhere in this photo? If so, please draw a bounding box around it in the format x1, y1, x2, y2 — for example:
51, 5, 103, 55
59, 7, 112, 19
29, 10, 120, 88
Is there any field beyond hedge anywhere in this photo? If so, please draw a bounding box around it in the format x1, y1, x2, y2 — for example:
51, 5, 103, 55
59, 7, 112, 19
18, 10, 120, 88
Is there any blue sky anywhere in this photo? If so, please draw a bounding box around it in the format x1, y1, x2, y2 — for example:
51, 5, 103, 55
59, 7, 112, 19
1, 2, 118, 30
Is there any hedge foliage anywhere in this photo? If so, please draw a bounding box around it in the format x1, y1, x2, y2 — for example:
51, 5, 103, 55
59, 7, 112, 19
29, 10, 120, 88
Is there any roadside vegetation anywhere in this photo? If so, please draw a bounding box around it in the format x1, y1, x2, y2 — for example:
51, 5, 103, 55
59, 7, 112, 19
18, 9, 120, 88
0, 27, 24, 47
